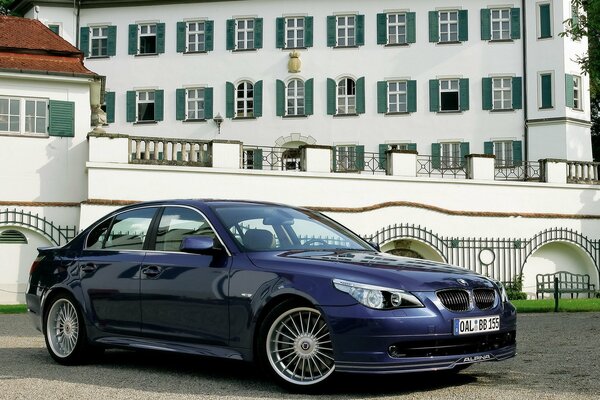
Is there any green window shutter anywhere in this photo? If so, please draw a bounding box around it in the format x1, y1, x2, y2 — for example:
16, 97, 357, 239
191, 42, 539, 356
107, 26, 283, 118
254, 18, 263, 49
541, 74, 552, 108
107, 26, 117, 56
105, 91, 115, 123
539, 4, 551, 38
226, 82, 234, 118
377, 13, 387, 45
176, 88, 186, 120
254, 80, 263, 117
512, 77, 523, 109
407, 80, 417, 113
377, 81, 388, 113
356, 77, 365, 114
205, 21, 214, 51
226, 19, 235, 50
482, 78, 493, 110
79, 27, 89, 57
305, 78, 314, 115
480, 9, 491, 40
253, 149, 263, 169
48, 24, 60, 35
176, 21, 186, 52
126, 91, 136, 122
332, 146, 337, 171
304, 16, 313, 47
484, 141, 493, 155
512, 141, 523, 166
204, 87, 213, 119
429, 79, 439, 112
565, 74, 575, 108
511, 8, 521, 39
276, 17, 285, 49
378, 144, 388, 170
408, 143, 417, 151
431, 143, 441, 169
327, 78, 336, 115
429, 11, 439, 42
459, 78, 470, 111
327, 16, 336, 47
154, 90, 164, 121
128, 24, 138, 55
460, 142, 470, 167
276, 79, 285, 116
177, 151, 182, 161
48, 100, 75, 137
406, 12, 416, 43
355, 146, 365, 171
356, 14, 365, 46
156, 23, 166, 54
458, 10, 468, 42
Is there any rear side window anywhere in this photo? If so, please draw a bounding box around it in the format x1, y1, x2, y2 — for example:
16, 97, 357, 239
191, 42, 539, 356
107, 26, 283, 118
154, 207, 215, 252
86, 208, 157, 250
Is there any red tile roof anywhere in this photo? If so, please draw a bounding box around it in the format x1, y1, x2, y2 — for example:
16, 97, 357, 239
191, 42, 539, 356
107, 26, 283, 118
0, 15, 96, 76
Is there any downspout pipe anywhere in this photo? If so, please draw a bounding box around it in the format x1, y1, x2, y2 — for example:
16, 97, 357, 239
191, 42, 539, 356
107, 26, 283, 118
75, 0, 81, 48
522, 0, 529, 163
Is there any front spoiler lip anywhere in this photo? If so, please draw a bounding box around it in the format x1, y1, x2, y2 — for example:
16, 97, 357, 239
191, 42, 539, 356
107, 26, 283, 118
334, 345, 516, 374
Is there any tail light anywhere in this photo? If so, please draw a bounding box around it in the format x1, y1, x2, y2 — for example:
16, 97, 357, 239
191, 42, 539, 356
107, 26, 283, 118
29, 255, 44, 275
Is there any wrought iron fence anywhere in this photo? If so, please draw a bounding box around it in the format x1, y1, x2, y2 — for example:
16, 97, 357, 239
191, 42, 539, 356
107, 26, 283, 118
416, 155, 467, 179
567, 160, 600, 183
363, 152, 386, 175
242, 146, 301, 171
0, 208, 77, 246
129, 137, 211, 166
494, 161, 541, 181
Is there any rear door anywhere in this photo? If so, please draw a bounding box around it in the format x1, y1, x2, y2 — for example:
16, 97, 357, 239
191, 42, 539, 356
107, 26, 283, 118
79, 207, 159, 335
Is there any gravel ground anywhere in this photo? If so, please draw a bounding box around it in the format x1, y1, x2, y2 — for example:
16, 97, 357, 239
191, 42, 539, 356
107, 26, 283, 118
0, 312, 599, 400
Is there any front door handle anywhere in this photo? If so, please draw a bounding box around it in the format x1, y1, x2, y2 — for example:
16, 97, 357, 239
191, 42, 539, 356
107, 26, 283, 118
142, 265, 163, 278
81, 263, 97, 273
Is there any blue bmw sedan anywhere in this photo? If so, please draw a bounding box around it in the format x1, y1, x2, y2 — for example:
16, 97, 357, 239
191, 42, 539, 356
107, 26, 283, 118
26, 200, 516, 390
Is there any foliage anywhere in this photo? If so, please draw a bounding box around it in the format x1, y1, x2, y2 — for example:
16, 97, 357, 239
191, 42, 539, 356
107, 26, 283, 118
0, 0, 11, 15
505, 275, 527, 300
512, 298, 600, 313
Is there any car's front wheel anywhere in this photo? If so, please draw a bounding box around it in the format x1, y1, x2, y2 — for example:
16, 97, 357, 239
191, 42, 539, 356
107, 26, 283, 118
260, 303, 335, 390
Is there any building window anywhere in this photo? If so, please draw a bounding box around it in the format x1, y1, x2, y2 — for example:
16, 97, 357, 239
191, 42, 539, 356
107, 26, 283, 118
236, 19, 255, 50
1, 97, 48, 135
439, 11, 459, 42
493, 78, 512, 110
540, 73, 553, 109
187, 21, 206, 52
187, 88, 205, 120
90, 26, 108, 57
538, 3, 552, 39
440, 79, 460, 111
0, 97, 21, 133
573, 75, 582, 110
286, 79, 305, 116
441, 142, 461, 168
336, 15, 356, 47
286, 17, 305, 48
236, 81, 254, 117
493, 141, 513, 166
336, 146, 357, 170
337, 78, 356, 114
491, 9, 510, 40
138, 24, 157, 54
387, 13, 407, 44
48, 24, 60, 35
25, 99, 48, 134
137, 90, 155, 122
388, 81, 408, 113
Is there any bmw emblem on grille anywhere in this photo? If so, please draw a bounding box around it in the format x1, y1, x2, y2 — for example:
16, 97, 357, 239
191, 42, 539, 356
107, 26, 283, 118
457, 279, 469, 286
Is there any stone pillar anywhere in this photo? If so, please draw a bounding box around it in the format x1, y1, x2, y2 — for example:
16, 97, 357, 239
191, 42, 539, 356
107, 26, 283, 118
386, 150, 417, 177
466, 154, 495, 180
210, 140, 243, 169
88, 132, 129, 163
300, 145, 332, 173
540, 159, 568, 184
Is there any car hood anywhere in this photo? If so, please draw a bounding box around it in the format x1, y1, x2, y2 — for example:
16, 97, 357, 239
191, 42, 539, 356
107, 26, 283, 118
246, 250, 496, 292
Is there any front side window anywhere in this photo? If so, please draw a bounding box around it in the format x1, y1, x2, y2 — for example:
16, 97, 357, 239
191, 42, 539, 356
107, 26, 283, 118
336, 15, 356, 47
491, 9, 510, 40
236, 19, 255, 50
286, 79, 305, 116
137, 90, 155, 122
88, 208, 157, 251
494, 141, 513, 166
388, 81, 407, 113
387, 13, 407, 44
286, 17, 305, 48
336, 146, 357, 171
186, 88, 205, 120
337, 78, 356, 114
187, 21, 206, 52
154, 207, 215, 252
440, 79, 460, 111
493, 78, 512, 110
90, 26, 108, 57
236, 81, 254, 117
138, 24, 157, 54
439, 11, 458, 42
0, 97, 21, 133
441, 142, 461, 168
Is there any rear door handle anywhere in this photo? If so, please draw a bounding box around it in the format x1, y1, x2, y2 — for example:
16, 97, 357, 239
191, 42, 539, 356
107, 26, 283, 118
81, 263, 97, 273
142, 265, 162, 278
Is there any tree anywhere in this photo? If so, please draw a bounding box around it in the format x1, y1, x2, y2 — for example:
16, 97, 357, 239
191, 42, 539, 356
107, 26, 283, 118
0, 0, 11, 15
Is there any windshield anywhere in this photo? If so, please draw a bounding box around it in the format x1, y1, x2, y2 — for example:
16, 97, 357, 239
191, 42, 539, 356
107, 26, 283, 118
210, 204, 373, 252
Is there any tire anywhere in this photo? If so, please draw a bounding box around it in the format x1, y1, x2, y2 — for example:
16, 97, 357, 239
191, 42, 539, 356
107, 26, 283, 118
258, 302, 335, 391
43, 293, 96, 365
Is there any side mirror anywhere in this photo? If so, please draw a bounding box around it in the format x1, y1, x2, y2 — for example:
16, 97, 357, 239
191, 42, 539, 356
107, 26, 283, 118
180, 236, 218, 254
368, 241, 381, 252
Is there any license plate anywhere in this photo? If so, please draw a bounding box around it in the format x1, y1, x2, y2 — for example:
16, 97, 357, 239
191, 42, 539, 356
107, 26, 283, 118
453, 315, 500, 335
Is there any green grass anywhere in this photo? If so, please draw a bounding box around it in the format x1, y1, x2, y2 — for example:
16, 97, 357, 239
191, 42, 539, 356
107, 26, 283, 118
512, 298, 600, 313
0, 304, 27, 314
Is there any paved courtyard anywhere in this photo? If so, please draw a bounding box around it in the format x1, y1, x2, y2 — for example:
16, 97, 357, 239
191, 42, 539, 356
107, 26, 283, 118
0, 312, 599, 399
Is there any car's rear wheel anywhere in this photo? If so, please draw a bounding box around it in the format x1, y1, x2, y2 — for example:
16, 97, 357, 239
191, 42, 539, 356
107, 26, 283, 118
44, 294, 94, 365
260, 303, 335, 390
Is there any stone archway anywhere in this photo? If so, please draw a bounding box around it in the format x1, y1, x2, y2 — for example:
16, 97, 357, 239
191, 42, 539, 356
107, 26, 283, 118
381, 238, 446, 262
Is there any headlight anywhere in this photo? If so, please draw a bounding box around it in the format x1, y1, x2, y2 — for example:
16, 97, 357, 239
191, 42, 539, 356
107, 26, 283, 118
493, 280, 509, 303
333, 279, 424, 309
